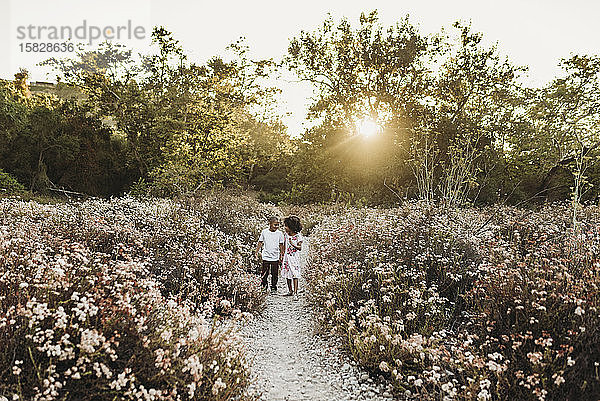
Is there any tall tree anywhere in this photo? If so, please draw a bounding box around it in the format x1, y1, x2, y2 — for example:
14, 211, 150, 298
43, 29, 290, 196
514, 55, 600, 223
286, 11, 432, 203
431, 22, 526, 206
285, 13, 525, 205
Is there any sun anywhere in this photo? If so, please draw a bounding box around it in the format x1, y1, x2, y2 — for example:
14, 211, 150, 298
356, 118, 382, 138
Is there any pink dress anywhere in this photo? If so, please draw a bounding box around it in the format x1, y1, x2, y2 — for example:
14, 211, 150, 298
281, 232, 303, 279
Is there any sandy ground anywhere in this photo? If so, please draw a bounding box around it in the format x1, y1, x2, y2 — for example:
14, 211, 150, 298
239, 239, 394, 401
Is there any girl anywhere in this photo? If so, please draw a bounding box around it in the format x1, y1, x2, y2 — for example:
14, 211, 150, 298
281, 216, 303, 299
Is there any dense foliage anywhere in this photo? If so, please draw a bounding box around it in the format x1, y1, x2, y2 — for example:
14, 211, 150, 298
1, 12, 599, 206
306, 202, 600, 400
37, 31, 292, 198
0, 194, 276, 400
286, 13, 600, 206
0, 76, 131, 196
0, 169, 24, 193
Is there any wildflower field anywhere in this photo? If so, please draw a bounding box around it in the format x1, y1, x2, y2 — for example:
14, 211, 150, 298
306, 202, 600, 401
2, 194, 600, 401
0, 193, 274, 401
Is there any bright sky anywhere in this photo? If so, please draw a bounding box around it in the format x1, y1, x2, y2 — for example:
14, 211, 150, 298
1, 0, 598, 136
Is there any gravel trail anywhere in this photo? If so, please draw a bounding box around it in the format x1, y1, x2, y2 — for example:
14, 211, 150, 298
239, 239, 394, 401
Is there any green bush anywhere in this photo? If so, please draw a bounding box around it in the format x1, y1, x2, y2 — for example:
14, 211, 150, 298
128, 177, 151, 197
0, 169, 24, 194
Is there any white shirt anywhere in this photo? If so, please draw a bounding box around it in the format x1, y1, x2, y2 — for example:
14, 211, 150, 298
259, 228, 285, 261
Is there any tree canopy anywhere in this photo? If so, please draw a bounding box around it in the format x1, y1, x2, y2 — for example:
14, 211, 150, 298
1, 13, 598, 207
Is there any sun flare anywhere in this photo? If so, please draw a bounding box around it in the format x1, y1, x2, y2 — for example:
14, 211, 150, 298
356, 119, 382, 138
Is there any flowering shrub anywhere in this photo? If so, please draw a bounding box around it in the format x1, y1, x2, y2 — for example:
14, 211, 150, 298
1, 196, 265, 315
306, 201, 600, 400
184, 191, 281, 267
0, 229, 251, 400
281, 203, 349, 235
464, 204, 600, 401
0, 195, 267, 400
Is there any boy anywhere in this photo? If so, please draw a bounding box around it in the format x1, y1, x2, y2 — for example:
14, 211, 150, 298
256, 216, 285, 294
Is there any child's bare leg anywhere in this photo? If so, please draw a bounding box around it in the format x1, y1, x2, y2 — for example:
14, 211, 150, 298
293, 278, 299, 294
287, 279, 293, 293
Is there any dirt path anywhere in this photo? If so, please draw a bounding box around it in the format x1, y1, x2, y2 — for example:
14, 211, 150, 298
239, 239, 394, 401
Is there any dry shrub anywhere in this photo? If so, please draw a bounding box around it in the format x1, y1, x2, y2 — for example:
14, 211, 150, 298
0, 194, 270, 400
307, 201, 600, 400
2, 197, 265, 315
0, 231, 252, 401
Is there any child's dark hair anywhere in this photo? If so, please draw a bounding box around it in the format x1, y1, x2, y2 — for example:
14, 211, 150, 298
284, 215, 302, 234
